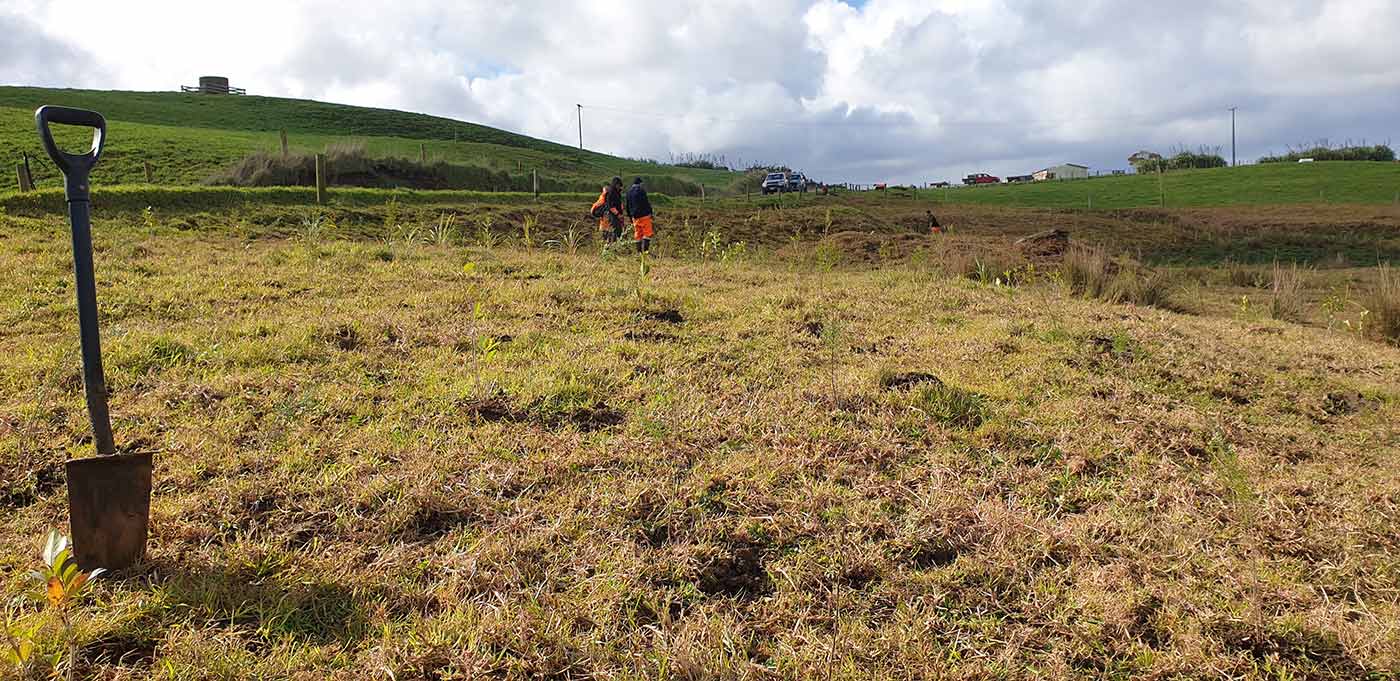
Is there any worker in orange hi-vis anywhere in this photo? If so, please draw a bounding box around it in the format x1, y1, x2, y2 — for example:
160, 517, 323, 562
927, 209, 944, 234
625, 177, 654, 253
590, 176, 625, 244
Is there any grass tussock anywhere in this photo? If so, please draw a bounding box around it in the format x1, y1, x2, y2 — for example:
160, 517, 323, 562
912, 381, 989, 429
1062, 244, 1115, 299
1269, 262, 1308, 322
1061, 245, 1180, 310
918, 239, 1028, 285
1222, 259, 1266, 288
1108, 268, 1178, 309
1362, 263, 1400, 344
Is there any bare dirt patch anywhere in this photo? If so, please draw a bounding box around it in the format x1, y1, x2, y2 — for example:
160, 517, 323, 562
0, 460, 63, 509
641, 308, 685, 324
1322, 390, 1378, 416
623, 330, 678, 343
461, 394, 624, 432
879, 371, 943, 391
696, 536, 773, 599
1210, 620, 1372, 676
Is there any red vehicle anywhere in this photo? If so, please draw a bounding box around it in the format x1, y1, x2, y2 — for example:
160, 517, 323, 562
962, 173, 1000, 185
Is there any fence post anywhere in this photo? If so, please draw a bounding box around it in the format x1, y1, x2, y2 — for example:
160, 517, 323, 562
315, 153, 327, 205
279, 130, 289, 157
420, 143, 426, 164
700, 184, 705, 203
143, 161, 154, 184
15, 163, 32, 192
532, 170, 539, 199
19, 153, 35, 191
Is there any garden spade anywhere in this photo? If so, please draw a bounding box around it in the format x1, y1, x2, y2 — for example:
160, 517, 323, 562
36, 105, 152, 570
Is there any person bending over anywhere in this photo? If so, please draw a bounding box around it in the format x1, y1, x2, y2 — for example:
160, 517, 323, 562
590, 176, 625, 243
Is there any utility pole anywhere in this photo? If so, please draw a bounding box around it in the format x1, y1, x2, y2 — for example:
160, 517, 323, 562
1229, 106, 1237, 167
577, 104, 583, 151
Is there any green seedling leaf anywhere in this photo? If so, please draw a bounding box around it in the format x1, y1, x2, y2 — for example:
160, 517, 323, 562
41, 530, 66, 568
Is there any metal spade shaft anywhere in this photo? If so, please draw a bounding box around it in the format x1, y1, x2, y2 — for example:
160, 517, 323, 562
35, 105, 114, 455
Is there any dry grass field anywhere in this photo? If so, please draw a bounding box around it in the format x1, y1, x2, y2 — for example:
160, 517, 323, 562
1, 195, 1397, 679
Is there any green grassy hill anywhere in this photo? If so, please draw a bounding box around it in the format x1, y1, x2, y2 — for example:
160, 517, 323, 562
5, 87, 1398, 209
0, 86, 743, 194
923, 162, 1400, 208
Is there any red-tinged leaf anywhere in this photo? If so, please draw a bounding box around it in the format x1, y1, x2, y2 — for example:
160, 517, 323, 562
46, 578, 63, 607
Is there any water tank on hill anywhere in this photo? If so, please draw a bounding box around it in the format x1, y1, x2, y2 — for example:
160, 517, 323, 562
182, 76, 245, 95
199, 76, 230, 94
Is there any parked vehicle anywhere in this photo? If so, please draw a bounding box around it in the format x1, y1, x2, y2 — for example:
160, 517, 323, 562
787, 173, 808, 192
963, 173, 1000, 185
761, 172, 788, 194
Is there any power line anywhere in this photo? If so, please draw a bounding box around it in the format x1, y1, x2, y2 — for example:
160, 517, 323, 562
581, 103, 897, 129
578, 101, 1231, 131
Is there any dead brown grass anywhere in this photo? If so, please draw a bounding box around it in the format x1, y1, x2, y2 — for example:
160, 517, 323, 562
1269, 261, 1308, 322
1061, 244, 1180, 310
0, 199, 1397, 678
1363, 263, 1400, 344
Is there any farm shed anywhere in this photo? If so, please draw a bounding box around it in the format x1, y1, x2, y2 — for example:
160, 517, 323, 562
1033, 163, 1089, 181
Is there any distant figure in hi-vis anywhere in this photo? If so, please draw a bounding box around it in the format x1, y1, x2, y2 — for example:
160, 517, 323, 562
626, 177, 654, 253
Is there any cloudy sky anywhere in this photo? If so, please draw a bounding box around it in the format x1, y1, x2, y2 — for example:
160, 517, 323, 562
3, 0, 1398, 183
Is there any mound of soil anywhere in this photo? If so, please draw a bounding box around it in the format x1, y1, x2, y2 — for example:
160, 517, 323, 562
1322, 391, 1377, 416
463, 396, 520, 423
566, 405, 626, 432
822, 231, 929, 263
1209, 620, 1370, 675
909, 540, 960, 568
81, 634, 158, 670
0, 461, 64, 509
880, 371, 942, 391
624, 330, 678, 342
1015, 229, 1070, 259
462, 394, 624, 432
696, 538, 773, 598
642, 309, 685, 324
401, 505, 480, 541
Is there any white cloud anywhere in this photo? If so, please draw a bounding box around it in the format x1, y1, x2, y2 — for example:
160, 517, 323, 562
3, 0, 1397, 183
